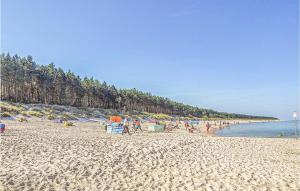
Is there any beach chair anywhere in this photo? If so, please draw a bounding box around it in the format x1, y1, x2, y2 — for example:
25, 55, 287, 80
106, 123, 123, 134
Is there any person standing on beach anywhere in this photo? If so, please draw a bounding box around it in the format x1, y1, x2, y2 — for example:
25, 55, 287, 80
174, 120, 180, 129
206, 122, 211, 133
132, 119, 136, 130
157, 119, 161, 125
122, 117, 131, 135
135, 120, 142, 131
184, 121, 189, 131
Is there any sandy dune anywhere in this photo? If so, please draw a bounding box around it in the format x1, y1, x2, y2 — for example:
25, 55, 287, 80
0, 120, 299, 191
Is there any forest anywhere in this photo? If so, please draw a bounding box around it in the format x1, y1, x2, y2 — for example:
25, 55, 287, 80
0, 53, 277, 120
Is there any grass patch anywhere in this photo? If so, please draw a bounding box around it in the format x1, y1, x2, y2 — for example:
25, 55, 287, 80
62, 114, 77, 121
1, 112, 11, 118
47, 114, 56, 120
64, 121, 74, 127
19, 117, 28, 122
20, 111, 29, 117
0, 102, 25, 113
27, 110, 44, 117
152, 113, 172, 120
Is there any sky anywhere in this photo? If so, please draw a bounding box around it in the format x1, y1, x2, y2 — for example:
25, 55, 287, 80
1, 0, 299, 119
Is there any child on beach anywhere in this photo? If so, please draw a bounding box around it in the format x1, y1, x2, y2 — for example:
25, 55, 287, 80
135, 120, 142, 131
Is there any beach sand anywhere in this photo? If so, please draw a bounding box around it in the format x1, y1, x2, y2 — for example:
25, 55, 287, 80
0, 120, 299, 191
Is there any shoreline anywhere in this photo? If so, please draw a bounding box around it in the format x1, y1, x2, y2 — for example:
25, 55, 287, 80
207, 119, 299, 139
200, 119, 276, 136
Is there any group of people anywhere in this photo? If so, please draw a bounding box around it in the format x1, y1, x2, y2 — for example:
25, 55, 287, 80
184, 121, 212, 133
184, 121, 198, 133
109, 117, 215, 135
121, 118, 142, 135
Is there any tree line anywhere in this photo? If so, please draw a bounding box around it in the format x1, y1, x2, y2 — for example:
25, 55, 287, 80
0, 53, 277, 120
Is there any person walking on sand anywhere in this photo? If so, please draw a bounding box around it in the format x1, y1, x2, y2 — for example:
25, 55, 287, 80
174, 120, 180, 129
135, 120, 142, 131
184, 121, 189, 131
122, 117, 131, 135
131, 119, 136, 131
206, 122, 211, 133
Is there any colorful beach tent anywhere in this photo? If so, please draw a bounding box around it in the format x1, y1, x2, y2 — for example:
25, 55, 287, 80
110, 116, 122, 123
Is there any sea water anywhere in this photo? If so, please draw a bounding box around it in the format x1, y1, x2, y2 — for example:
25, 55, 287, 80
217, 120, 300, 138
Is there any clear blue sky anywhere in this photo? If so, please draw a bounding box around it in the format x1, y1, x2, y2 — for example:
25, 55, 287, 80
2, 0, 299, 119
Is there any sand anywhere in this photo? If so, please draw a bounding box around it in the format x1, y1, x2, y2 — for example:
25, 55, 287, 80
0, 120, 299, 191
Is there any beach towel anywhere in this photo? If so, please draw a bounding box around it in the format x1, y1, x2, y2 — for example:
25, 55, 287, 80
148, 125, 164, 132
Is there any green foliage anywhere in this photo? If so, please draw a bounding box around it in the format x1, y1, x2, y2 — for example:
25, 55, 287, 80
64, 121, 74, 127
20, 111, 29, 117
19, 117, 28, 122
0, 53, 278, 120
0, 102, 25, 113
61, 114, 77, 121
160, 121, 167, 126
27, 110, 43, 117
152, 113, 172, 120
47, 114, 55, 120
1, 112, 11, 118
201, 116, 209, 121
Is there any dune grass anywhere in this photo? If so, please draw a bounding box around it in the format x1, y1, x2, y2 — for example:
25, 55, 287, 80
1, 112, 11, 118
